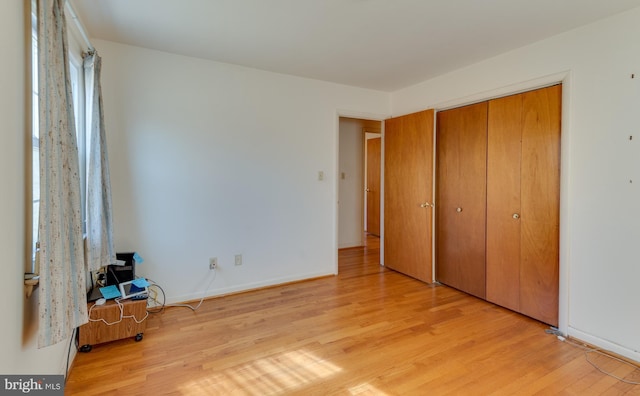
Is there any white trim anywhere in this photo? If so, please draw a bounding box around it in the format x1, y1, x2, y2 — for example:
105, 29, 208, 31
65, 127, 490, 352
568, 326, 640, 363
336, 109, 387, 122
558, 71, 572, 338
167, 271, 336, 305
335, 110, 389, 271
432, 71, 570, 112
431, 112, 437, 282
380, 120, 385, 265
65, 0, 94, 52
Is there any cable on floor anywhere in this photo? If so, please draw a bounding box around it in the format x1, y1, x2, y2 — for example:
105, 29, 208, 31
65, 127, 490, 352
549, 327, 640, 385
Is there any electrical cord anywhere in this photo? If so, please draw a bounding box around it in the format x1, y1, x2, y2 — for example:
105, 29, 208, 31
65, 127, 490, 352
146, 283, 166, 314
146, 267, 217, 312
167, 269, 217, 311
584, 349, 640, 385
548, 327, 640, 385
88, 298, 149, 325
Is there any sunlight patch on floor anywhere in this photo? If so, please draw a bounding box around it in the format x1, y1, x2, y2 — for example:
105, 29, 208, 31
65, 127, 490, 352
349, 382, 389, 395
178, 349, 342, 394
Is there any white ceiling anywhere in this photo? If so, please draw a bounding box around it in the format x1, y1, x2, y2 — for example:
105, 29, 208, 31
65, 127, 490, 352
71, 0, 640, 92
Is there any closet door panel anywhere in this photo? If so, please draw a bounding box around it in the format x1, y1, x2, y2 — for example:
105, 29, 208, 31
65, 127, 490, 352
486, 94, 522, 312
520, 85, 561, 326
384, 110, 434, 283
436, 102, 487, 298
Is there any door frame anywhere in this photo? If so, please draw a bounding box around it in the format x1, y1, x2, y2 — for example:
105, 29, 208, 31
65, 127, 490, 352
335, 111, 387, 273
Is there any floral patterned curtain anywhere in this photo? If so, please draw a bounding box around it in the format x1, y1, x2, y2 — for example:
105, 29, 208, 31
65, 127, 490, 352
37, 0, 88, 348
84, 52, 116, 272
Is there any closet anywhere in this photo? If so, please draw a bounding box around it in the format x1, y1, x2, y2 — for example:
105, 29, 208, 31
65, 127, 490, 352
435, 84, 561, 326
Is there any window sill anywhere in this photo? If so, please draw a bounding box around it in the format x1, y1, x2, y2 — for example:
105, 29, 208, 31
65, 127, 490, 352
24, 274, 39, 298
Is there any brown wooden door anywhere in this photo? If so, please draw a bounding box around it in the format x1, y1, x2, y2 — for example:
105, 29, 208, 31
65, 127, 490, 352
366, 137, 381, 236
519, 85, 561, 326
486, 85, 561, 326
384, 110, 434, 283
435, 102, 488, 299
486, 94, 522, 312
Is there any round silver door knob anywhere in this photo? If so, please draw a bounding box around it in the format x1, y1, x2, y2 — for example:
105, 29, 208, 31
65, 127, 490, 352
456, 207, 463, 213
513, 213, 520, 219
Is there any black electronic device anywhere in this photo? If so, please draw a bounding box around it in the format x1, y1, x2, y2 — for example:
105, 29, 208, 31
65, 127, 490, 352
86, 287, 103, 302
106, 252, 136, 286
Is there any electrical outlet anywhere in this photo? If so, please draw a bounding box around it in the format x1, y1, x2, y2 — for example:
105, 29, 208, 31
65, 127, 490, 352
209, 257, 217, 270
235, 254, 242, 266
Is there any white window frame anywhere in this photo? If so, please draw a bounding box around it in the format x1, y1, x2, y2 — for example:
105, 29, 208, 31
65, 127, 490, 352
69, 53, 88, 233
30, 8, 39, 273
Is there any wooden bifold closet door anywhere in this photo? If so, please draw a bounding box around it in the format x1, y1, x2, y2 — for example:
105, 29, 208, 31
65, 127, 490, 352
435, 102, 488, 299
486, 85, 561, 326
436, 84, 561, 326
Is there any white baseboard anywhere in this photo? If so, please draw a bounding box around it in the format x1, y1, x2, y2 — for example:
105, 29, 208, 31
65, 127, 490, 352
338, 242, 362, 249
568, 326, 640, 363
165, 271, 335, 305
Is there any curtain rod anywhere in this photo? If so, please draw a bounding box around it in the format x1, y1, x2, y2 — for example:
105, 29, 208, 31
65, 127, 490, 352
64, 0, 95, 52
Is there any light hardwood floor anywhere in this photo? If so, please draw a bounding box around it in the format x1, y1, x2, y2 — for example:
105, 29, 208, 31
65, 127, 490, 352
66, 235, 640, 395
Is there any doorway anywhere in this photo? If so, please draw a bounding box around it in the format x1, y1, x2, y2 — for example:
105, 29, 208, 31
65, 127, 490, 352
338, 117, 382, 254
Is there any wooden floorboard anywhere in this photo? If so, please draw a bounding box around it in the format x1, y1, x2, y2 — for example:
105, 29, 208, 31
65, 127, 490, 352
65, 235, 640, 395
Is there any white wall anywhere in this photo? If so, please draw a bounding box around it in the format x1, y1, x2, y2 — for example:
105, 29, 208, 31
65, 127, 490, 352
391, 7, 640, 361
338, 118, 364, 248
94, 39, 390, 303
0, 0, 70, 375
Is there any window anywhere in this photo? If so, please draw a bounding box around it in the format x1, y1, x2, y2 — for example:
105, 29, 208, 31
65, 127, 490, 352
31, 12, 39, 270
30, 3, 88, 273
69, 55, 87, 232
